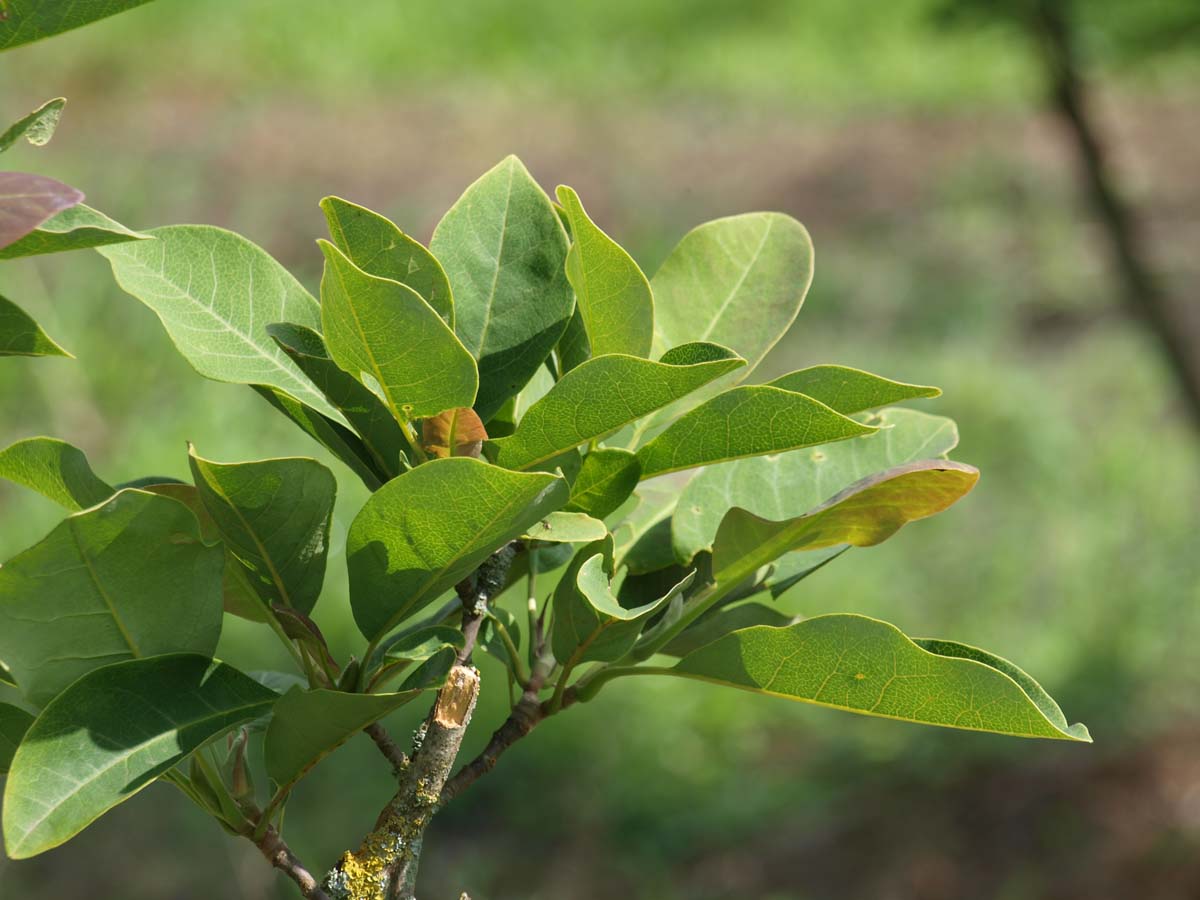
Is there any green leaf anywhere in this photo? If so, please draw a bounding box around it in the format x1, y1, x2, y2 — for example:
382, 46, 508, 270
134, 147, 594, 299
2, 654, 277, 859
673, 408, 960, 564
430, 155, 574, 421
268, 323, 411, 480
479, 607, 522, 671
636, 385, 877, 480
98, 226, 343, 422
0, 437, 112, 509
553, 554, 693, 666
319, 239, 478, 421
0, 204, 148, 259
554, 185, 653, 367
0, 704, 34, 775
767, 365, 940, 414
565, 447, 641, 520
0, 662, 14, 687
0, 293, 71, 357
521, 511, 607, 544
491, 343, 744, 471
381, 626, 465, 663
265, 681, 436, 792
188, 449, 336, 616
0, 490, 225, 706
669, 614, 1090, 741
612, 483, 678, 573
0, 1, 156, 51
348, 457, 568, 641
0, 97, 65, 153
0, 172, 83, 250
651, 212, 812, 377
711, 461, 979, 592
661, 602, 796, 658
252, 386, 385, 490
320, 196, 453, 326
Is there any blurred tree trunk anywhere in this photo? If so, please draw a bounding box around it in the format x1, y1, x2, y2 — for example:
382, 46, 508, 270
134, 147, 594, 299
1030, 0, 1200, 430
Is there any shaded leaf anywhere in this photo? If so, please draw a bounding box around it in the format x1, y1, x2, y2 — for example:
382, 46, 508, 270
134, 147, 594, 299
0, 0, 156, 51
2, 654, 277, 859
555, 184, 653, 368
348, 457, 568, 641
565, 447, 641, 520
636, 385, 877, 480
0, 172, 82, 250
491, 342, 744, 471
670, 614, 1090, 741
0, 703, 34, 775
321, 195, 453, 326
479, 607, 522, 671
0, 293, 70, 357
381, 626, 465, 663
661, 602, 797, 658
422, 406, 487, 459
673, 408, 960, 564
553, 554, 692, 666
268, 323, 411, 479
767, 365, 940, 414
0, 490, 225, 705
430, 155, 574, 421
188, 448, 336, 615
0, 97, 65, 152
98, 226, 342, 421
0, 437, 111, 509
319, 239, 477, 421
253, 386, 385, 490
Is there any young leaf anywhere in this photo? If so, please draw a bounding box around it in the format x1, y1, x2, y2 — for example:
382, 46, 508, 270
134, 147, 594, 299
252, 386, 386, 490
0, 704, 34, 775
711, 461, 980, 591
1, 654, 278, 859
636, 385, 877, 480
348, 457, 569, 641
668, 614, 1090, 741
0, 204, 148, 259
521, 511, 607, 544
555, 184, 653, 366
673, 408, 960, 563
0, 437, 112, 509
565, 447, 641, 520
188, 448, 336, 615
381, 627, 466, 664
0, 97, 65, 152
0, 293, 71, 357
0, 490, 225, 705
430, 155, 574, 421
268, 323, 411, 479
98, 226, 343, 421
0, 1, 156, 51
265, 681, 440, 793
319, 239, 478, 421
479, 607, 523, 671
422, 406, 487, 459
0, 172, 83, 250
767, 365, 940, 414
490, 343, 744, 471
553, 554, 693, 666
0, 661, 15, 687
320, 196, 453, 326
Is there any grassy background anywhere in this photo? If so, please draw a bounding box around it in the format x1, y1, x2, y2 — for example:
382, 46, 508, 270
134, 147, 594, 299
1, 1, 1199, 897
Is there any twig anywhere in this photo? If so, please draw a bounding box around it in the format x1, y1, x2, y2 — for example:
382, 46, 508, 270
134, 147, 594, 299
453, 543, 518, 664
364, 722, 409, 776
255, 826, 330, 900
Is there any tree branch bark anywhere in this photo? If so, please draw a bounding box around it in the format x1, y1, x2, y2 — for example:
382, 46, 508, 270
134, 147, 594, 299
1032, 0, 1200, 430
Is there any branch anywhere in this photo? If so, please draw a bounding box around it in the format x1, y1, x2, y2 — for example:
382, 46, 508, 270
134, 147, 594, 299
322, 665, 481, 900
255, 826, 330, 900
453, 542, 518, 664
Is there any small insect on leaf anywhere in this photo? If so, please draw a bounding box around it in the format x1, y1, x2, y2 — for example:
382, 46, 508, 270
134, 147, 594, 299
422, 407, 488, 459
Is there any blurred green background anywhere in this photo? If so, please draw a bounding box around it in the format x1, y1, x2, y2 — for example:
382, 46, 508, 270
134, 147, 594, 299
2, 1, 1199, 897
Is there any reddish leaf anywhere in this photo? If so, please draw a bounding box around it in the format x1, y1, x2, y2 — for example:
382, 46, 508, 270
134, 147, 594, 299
422, 407, 487, 459
0, 172, 82, 250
